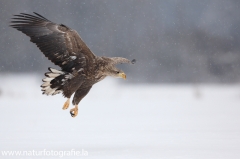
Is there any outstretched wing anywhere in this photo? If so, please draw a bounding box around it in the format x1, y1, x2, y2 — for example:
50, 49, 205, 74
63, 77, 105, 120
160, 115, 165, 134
10, 12, 95, 73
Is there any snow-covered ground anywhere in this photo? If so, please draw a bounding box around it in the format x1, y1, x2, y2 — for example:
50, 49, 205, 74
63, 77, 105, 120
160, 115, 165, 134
0, 74, 240, 159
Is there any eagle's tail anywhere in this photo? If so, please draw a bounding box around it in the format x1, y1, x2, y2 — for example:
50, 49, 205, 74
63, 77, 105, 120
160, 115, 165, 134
41, 68, 73, 96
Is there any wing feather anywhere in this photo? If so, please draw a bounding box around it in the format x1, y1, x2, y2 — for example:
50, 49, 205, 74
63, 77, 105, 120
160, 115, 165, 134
10, 12, 95, 73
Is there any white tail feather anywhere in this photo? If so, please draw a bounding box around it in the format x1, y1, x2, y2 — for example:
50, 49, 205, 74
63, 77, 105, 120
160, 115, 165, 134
41, 81, 50, 87
41, 67, 65, 96
48, 88, 57, 95
44, 88, 53, 95
42, 86, 50, 91
46, 73, 61, 78
53, 90, 62, 95
49, 68, 64, 74
43, 77, 54, 82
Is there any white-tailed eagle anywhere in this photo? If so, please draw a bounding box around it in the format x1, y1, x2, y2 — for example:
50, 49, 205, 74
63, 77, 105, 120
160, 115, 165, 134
10, 12, 135, 117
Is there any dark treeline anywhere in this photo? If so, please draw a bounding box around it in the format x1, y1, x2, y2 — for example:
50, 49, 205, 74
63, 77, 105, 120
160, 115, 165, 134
1, 0, 240, 83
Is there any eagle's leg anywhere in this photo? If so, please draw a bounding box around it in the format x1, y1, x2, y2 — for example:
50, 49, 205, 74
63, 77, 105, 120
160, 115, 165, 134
70, 105, 78, 117
62, 98, 70, 110
70, 86, 92, 118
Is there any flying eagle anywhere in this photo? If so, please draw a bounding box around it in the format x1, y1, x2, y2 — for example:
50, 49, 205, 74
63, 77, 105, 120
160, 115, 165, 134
10, 12, 135, 117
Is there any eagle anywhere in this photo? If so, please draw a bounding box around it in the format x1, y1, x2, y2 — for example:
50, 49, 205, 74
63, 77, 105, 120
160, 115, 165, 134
10, 12, 135, 117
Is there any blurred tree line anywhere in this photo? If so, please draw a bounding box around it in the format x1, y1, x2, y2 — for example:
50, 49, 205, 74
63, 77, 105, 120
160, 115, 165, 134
1, 0, 240, 83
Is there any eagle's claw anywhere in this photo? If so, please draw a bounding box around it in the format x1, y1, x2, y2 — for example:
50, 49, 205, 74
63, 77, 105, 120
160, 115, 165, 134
70, 111, 75, 117
62, 98, 70, 110
70, 105, 78, 117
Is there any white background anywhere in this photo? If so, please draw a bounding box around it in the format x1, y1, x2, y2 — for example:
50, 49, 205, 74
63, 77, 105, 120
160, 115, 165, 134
0, 74, 240, 158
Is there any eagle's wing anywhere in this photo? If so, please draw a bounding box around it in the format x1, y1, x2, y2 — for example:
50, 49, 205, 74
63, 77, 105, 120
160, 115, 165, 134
10, 12, 95, 73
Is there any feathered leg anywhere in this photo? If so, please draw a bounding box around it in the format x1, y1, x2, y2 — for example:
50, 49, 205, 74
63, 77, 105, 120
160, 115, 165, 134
60, 76, 84, 114
70, 86, 92, 117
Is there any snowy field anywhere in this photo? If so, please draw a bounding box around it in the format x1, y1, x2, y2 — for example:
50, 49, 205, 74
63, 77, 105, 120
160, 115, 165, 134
0, 74, 240, 159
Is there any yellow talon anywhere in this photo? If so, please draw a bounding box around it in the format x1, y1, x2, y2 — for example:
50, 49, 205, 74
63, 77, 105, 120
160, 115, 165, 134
62, 98, 70, 110
70, 105, 78, 117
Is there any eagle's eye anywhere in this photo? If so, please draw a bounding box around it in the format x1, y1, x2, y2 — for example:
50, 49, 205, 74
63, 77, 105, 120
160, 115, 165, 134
116, 71, 120, 74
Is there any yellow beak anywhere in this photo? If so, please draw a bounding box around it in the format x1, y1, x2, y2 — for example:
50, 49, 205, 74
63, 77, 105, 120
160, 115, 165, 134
119, 72, 126, 80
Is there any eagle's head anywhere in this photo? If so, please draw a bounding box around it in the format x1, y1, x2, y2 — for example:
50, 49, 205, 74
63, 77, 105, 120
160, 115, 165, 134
103, 57, 136, 80
105, 67, 127, 79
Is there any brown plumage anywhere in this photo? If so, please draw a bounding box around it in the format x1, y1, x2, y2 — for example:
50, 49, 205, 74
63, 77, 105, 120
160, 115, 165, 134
10, 12, 135, 117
